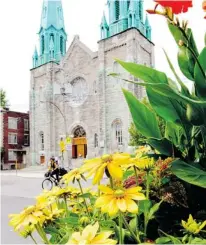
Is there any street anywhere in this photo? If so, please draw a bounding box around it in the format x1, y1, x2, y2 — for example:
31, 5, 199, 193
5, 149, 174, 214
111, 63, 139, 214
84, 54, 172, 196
1, 175, 44, 244
0, 173, 106, 244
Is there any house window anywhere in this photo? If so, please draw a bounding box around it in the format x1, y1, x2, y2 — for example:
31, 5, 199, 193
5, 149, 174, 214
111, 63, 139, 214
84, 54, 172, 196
8, 150, 17, 161
8, 133, 18, 144
127, 0, 130, 9
94, 134, 98, 148
8, 117, 18, 129
40, 132, 44, 151
24, 119, 29, 131
24, 135, 29, 145
115, 0, 120, 21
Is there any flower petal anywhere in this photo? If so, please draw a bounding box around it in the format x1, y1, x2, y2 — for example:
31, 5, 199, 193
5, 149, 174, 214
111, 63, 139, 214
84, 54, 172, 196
126, 193, 146, 201
92, 231, 113, 244
116, 198, 127, 212
95, 196, 113, 208
125, 186, 142, 194
125, 198, 138, 213
107, 163, 123, 180
99, 185, 114, 194
108, 199, 119, 216
93, 163, 107, 185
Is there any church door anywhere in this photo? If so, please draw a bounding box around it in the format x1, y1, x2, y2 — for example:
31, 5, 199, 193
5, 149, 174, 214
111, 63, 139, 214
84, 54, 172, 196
72, 126, 87, 159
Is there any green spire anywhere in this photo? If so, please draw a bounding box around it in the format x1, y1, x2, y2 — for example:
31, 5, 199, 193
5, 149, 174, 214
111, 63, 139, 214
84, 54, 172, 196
32, 0, 67, 68
100, 12, 109, 39
145, 14, 151, 41
101, 0, 151, 41
40, 0, 65, 30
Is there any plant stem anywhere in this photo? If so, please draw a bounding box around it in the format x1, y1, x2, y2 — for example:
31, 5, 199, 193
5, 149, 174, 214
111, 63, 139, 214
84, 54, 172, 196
35, 223, 50, 244
144, 215, 148, 240
77, 180, 90, 216
135, 215, 141, 244
110, 176, 114, 188
122, 215, 138, 243
133, 166, 139, 186
118, 212, 123, 245
146, 171, 150, 200
63, 196, 69, 217
30, 234, 37, 244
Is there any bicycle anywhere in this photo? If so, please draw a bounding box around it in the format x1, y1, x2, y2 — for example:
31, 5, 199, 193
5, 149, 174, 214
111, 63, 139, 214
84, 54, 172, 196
42, 169, 67, 190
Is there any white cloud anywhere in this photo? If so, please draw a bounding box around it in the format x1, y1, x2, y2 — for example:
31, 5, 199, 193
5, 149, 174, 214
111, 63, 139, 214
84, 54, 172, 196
0, 0, 205, 112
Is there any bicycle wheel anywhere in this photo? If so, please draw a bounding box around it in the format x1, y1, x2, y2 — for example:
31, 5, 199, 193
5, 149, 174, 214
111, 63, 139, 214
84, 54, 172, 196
42, 178, 53, 190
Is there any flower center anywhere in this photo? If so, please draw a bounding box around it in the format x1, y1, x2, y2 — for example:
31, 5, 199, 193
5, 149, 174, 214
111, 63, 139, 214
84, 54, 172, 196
114, 189, 125, 198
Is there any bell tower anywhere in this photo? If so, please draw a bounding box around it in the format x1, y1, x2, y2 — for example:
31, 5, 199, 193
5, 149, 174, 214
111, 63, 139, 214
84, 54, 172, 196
32, 0, 67, 68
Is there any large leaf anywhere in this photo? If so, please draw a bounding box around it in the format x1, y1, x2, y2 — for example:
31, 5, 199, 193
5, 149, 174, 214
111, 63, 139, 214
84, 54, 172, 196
116, 59, 168, 84
148, 138, 174, 156
115, 60, 189, 124
171, 160, 206, 188
164, 50, 190, 96
168, 23, 199, 81
165, 122, 180, 146
194, 47, 206, 97
122, 89, 161, 139
147, 87, 187, 124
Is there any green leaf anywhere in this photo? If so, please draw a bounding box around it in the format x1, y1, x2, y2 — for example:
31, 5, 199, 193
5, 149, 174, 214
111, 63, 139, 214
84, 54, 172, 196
155, 237, 172, 244
147, 138, 174, 156
116, 59, 168, 84
163, 50, 190, 96
148, 200, 163, 221
139, 200, 152, 215
165, 122, 181, 146
194, 47, 206, 97
122, 89, 161, 139
191, 238, 206, 244
79, 193, 92, 199
171, 160, 206, 188
159, 230, 182, 244
56, 216, 79, 225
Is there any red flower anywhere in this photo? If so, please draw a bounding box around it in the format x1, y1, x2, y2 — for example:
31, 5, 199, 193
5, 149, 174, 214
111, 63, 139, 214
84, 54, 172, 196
154, 0, 193, 14
203, 1, 206, 19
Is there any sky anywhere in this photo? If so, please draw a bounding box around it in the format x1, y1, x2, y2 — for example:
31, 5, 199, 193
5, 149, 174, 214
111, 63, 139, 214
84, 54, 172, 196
0, 0, 205, 112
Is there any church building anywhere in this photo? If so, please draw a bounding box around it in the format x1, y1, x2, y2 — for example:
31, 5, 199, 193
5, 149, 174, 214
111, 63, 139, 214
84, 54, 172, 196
30, 0, 154, 166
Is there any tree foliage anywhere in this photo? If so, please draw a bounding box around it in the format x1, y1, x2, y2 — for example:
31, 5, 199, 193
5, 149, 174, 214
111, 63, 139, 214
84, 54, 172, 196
0, 89, 8, 108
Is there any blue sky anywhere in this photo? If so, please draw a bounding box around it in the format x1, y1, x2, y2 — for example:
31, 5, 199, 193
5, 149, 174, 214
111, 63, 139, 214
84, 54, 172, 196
0, 0, 205, 112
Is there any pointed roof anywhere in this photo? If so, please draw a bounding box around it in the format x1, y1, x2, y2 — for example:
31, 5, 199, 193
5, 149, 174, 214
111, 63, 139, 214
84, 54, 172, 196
33, 46, 38, 58
145, 14, 151, 28
40, 0, 65, 30
101, 12, 108, 28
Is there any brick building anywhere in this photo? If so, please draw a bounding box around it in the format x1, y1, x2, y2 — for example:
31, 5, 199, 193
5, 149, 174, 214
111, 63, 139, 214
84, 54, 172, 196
0, 110, 30, 170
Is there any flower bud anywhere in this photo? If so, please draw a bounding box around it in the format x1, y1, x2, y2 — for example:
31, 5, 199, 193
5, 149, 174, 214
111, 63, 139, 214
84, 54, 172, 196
79, 216, 90, 225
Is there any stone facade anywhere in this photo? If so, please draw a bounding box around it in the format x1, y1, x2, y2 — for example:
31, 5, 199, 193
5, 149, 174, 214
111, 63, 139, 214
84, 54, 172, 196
30, 28, 154, 166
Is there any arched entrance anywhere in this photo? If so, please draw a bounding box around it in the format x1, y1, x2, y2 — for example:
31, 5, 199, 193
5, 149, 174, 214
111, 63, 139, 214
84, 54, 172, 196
72, 126, 87, 159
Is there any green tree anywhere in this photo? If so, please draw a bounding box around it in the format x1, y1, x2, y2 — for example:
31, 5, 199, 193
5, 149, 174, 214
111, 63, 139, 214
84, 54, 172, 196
0, 89, 8, 108
128, 98, 166, 146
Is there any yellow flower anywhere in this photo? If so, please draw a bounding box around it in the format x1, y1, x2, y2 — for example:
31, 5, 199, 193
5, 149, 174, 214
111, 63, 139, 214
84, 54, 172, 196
67, 222, 117, 245
182, 215, 206, 234
9, 205, 46, 231
95, 185, 146, 216
132, 157, 154, 171
81, 153, 130, 185
62, 168, 85, 184
18, 225, 34, 238
136, 146, 151, 158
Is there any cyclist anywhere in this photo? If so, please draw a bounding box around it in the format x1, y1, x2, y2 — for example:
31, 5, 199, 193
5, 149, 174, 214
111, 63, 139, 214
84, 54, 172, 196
48, 157, 60, 182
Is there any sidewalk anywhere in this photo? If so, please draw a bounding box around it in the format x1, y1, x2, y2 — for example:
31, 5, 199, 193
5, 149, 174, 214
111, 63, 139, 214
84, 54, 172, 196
0, 165, 47, 178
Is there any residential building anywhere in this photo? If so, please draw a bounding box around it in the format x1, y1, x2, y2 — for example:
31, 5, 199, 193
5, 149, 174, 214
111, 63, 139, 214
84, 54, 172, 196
1, 110, 30, 170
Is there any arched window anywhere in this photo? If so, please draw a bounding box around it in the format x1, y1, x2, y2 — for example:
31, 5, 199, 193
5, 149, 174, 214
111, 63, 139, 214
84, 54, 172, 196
41, 36, 45, 55
115, 0, 120, 21
112, 119, 123, 146
60, 36, 64, 55
39, 132, 44, 151
139, 0, 143, 21
127, 0, 130, 10
128, 14, 132, 27
94, 134, 98, 148
50, 33, 54, 42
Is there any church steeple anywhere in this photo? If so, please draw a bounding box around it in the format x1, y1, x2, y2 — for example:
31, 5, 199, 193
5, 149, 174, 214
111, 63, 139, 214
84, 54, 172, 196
32, 0, 67, 68
100, 0, 151, 41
